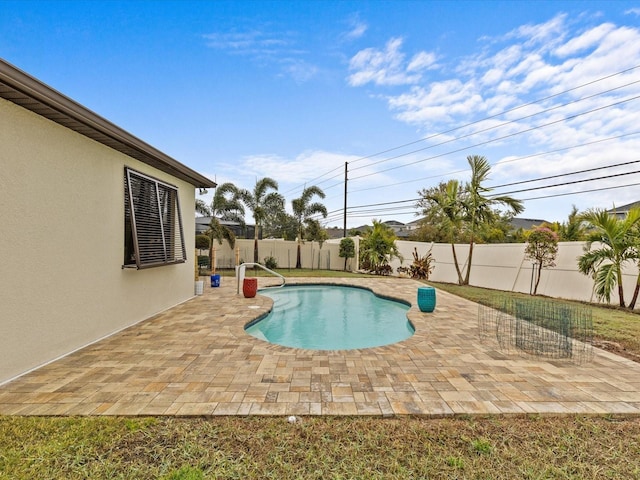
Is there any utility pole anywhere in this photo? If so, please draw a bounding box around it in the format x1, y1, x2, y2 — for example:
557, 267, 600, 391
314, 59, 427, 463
343, 161, 348, 238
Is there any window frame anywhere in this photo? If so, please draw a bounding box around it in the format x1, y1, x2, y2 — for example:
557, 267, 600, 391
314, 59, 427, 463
123, 167, 187, 269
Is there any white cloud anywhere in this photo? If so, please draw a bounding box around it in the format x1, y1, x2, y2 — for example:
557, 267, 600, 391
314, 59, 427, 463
280, 59, 319, 83
203, 28, 318, 82
375, 14, 640, 150
347, 37, 436, 86
227, 150, 357, 186
509, 13, 567, 50
203, 30, 291, 55
407, 51, 437, 72
344, 15, 368, 40
553, 22, 615, 57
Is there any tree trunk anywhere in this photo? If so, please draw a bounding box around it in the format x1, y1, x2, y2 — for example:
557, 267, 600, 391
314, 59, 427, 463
463, 240, 475, 286
253, 226, 259, 264
618, 281, 626, 308
296, 242, 302, 269
450, 242, 464, 285
533, 260, 542, 295
629, 282, 640, 310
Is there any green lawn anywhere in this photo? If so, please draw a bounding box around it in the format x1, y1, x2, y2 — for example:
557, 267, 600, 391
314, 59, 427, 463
429, 281, 640, 359
2, 273, 640, 479
1, 416, 639, 479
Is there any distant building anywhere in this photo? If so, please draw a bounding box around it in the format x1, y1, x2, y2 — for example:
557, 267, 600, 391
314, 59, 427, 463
195, 216, 256, 239
606, 201, 640, 219
509, 218, 548, 231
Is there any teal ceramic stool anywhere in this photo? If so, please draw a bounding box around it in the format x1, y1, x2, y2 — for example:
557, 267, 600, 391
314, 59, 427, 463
417, 286, 436, 312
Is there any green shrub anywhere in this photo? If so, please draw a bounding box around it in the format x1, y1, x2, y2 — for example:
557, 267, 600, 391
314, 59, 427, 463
195, 234, 210, 250
409, 246, 435, 280
264, 256, 278, 269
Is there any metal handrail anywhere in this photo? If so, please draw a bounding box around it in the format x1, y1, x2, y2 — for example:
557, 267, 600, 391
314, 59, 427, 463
236, 262, 286, 294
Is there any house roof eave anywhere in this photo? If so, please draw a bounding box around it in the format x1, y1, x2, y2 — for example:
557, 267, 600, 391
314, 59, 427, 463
0, 58, 216, 189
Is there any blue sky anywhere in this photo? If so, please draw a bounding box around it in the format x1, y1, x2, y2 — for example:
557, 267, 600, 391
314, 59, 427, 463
3, 0, 640, 228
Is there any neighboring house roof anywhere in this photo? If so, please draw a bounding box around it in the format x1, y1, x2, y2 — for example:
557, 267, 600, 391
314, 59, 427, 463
606, 201, 640, 214
0, 58, 215, 188
383, 220, 405, 227
325, 227, 345, 239
509, 217, 548, 230
195, 216, 255, 237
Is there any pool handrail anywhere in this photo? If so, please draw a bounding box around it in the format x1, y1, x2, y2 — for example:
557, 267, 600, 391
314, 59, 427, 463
236, 262, 286, 294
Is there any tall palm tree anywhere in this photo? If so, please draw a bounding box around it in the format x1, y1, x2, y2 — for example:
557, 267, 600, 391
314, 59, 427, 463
195, 198, 211, 216
419, 179, 466, 284
292, 186, 327, 268
205, 183, 244, 269
212, 183, 245, 226
578, 207, 640, 308
238, 177, 284, 263
462, 155, 524, 285
629, 219, 640, 309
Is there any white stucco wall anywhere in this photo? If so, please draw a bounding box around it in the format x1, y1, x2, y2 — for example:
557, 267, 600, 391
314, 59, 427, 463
0, 98, 196, 383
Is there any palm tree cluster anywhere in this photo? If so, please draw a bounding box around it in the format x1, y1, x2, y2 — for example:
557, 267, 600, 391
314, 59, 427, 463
358, 220, 403, 275
197, 178, 328, 268
416, 155, 524, 285
578, 207, 640, 308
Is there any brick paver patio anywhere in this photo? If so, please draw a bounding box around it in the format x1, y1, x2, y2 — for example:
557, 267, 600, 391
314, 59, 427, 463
1, 277, 639, 416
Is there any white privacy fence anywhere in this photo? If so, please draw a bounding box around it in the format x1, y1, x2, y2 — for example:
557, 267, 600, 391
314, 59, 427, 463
203, 237, 639, 308
391, 240, 639, 308
204, 238, 358, 271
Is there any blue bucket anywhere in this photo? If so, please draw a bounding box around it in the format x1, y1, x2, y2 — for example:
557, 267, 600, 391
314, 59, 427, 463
211, 274, 221, 287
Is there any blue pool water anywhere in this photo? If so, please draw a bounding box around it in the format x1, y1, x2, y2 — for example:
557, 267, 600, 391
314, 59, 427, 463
244, 285, 414, 350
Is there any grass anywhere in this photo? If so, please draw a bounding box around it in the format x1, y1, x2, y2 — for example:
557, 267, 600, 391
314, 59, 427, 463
430, 281, 640, 359
2, 272, 640, 478
1, 416, 639, 479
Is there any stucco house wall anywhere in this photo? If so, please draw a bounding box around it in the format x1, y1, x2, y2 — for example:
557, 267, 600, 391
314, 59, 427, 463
0, 62, 214, 383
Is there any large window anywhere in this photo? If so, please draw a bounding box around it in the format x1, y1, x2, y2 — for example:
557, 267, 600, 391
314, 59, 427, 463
124, 167, 186, 269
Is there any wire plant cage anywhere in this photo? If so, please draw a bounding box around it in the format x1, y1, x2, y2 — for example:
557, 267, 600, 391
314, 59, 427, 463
478, 295, 594, 364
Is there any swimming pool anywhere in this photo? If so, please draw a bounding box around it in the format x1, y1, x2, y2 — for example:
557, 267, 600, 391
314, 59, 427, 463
244, 284, 414, 350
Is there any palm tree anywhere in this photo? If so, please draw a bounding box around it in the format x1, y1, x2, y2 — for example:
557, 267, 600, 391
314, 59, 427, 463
238, 178, 284, 263
462, 155, 524, 285
359, 220, 403, 274
212, 183, 245, 225
418, 180, 466, 284
205, 183, 244, 269
195, 198, 211, 216
628, 220, 640, 309
559, 205, 587, 241
578, 207, 640, 308
292, 186, 327, 268
205, 217, 236, 270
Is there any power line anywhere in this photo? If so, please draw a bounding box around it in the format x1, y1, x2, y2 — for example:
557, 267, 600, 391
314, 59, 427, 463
521, 181, 640, 201
313, 165, 640, 223
347, 132, 640, 194
494, 169, 640, 196
348, 78, 640, 173
347, 63, 640, 167
278, 64, 640, 200
348, 93, 640, 182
